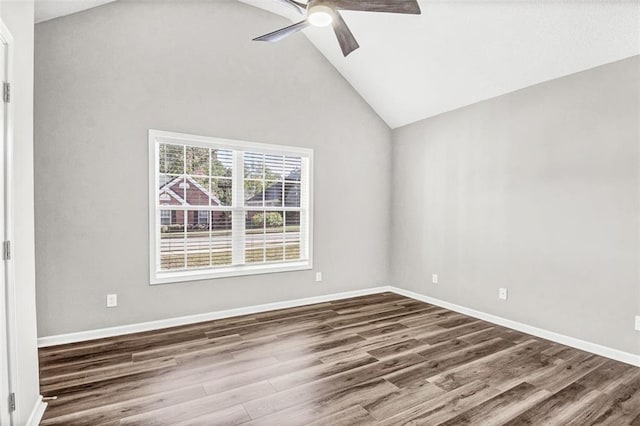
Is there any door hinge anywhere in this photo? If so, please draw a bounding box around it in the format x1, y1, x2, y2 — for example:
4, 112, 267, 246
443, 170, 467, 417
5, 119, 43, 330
3, 82, 9, 103
8, 392, 15, 412
3, 240, 10, 261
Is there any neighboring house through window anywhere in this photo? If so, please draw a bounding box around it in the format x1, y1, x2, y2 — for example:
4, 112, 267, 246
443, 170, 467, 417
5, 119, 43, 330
149, 130, 313, 284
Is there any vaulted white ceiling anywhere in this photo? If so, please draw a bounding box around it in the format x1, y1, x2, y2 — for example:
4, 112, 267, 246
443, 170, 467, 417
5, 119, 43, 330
243, 0, 640, 128
35, 0, 116, 23
36, 0, 640, 128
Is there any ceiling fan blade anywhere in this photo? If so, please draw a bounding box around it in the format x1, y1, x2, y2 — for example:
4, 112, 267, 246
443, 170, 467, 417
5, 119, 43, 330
253, 20, 310, 42
275, 0, 307, 15
333, 0, 421, 14
332, 12, 359, 57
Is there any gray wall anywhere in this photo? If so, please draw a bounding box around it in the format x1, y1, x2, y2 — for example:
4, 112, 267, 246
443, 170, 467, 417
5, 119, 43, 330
1, 0, 41, 422
392, 56, 640, 355
35, 0, 391, 337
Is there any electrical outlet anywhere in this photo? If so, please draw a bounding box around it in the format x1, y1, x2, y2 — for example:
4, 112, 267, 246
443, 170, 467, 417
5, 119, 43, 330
498, 288, 508, 300
432, 274, 438, 284
315, 272, 322, 282
635, 316, 640, 331
106, 294, 118, 308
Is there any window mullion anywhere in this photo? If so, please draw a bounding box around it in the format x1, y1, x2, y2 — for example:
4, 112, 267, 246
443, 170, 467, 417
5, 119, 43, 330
299, 157, 310, 260
182, 145, 188, 269
232, 151, 245, 265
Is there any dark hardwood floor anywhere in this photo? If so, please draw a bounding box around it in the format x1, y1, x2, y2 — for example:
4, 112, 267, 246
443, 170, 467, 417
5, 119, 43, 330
38, 292, 640, 425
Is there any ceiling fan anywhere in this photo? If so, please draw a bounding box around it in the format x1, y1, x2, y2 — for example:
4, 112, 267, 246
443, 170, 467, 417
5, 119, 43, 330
252, 0, 421, 57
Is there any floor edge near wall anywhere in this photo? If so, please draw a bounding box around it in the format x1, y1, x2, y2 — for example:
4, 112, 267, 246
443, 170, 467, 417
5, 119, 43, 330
26, 395, 47, 426
390, 287, 640, 368
36, 286, 392, 347
37, 285, 640, 367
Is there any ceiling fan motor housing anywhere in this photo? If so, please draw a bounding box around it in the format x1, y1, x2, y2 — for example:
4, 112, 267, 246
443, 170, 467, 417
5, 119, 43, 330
308, 0, 337, 12
308, 5, 335, 26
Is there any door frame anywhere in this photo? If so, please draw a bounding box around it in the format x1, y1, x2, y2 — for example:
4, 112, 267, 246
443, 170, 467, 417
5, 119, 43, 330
0, 18, 15, 426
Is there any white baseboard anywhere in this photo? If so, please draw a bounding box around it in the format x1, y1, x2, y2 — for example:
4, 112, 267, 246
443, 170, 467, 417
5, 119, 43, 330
25, 395, 47, 426
37, 286, 391, 347
390, 287, 640, 368
37, 284, 640, 368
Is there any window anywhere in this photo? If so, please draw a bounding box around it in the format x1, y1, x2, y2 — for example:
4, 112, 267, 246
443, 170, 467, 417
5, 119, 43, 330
197, 210, 210, 225
149, 130, 313, 284
160, 210, 171, 225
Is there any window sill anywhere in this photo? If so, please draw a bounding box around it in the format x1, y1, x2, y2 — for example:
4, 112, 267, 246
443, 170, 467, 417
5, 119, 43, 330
150, 260, 313, 285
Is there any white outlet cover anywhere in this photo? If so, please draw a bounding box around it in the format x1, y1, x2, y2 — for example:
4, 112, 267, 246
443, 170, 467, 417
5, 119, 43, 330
432, 274, 438, 284
315, 272, 322, 282
635, 316, 640, 331
106, 294, 118, 308
499, 288, 508, 300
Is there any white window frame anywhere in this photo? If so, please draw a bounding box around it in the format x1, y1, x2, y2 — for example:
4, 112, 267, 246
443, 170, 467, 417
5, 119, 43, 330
149, 129, 313, 285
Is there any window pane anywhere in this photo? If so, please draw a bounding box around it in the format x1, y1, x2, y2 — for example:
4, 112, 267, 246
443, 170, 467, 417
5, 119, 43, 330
160, 216, 185, 270
186, 210, 211, 268
265, 154, 285, 180
244, 179, 265, 207
284, 156, 302, 181
244, 152, 264, 179
159, 144, 184, 175
265, 211, 284, 262
285, 211, 300, 260
173, 176, 187, 204
159, 174, 181, 206
264, 180, 283, 208
284, 182, 300, 207
186, 146, 209, 176
212, 149, 233, 178
211, 178, 232, 206
212, 212, 232, 266
184, 176, 210, 206
245, 211, 265, 263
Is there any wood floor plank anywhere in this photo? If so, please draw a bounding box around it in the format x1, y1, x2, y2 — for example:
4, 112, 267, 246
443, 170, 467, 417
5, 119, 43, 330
437, 382, 550, 426
307, 404, 377, 426
39, 385, 206, 426
523, 352, 607, 393
242, 378, 397, 426
173, 404, 250, 426
377, 380, 502, 425
357, 322, 409, 339
363, 380, 444, 420
268, 353, 379, 391
132, 335, 242, 362
429, 339, 552, 391
458, 326, 525, 345
386, 337, 515, 389
566, 369, 640, 425
38, 293, 640, 425
119, 380, 275, 425
202, 356, 322, 395
40, 357, 178, 394
43, 356, 279, 418
502, 382, 602, 426
243, 353, 425, 419
312, 323, 446, 364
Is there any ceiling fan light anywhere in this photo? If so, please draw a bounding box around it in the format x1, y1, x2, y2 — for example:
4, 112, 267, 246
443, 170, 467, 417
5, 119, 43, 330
308, 5, 334, 27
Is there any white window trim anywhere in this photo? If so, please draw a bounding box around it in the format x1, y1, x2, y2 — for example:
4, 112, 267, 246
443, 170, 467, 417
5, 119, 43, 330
149, 129, 314, 285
